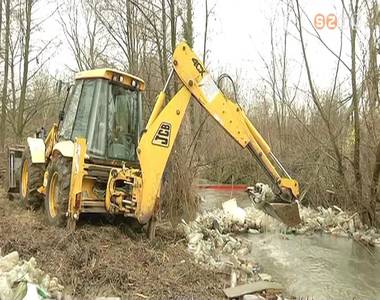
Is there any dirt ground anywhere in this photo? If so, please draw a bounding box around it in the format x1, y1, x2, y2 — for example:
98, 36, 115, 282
0, 188, 227, 299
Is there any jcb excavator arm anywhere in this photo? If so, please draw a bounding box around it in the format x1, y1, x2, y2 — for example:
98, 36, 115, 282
136, 42, 301, 226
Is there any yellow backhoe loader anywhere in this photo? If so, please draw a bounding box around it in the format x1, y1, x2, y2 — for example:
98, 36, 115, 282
7, 42, 301, 238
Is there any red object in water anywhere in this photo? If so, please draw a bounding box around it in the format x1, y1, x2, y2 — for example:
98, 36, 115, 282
196, 184, 247, 190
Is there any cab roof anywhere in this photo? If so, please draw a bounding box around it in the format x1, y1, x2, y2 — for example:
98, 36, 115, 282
75, 68, 145, 91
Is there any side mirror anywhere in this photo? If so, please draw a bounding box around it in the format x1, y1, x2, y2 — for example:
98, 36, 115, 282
59, 110, 64, 121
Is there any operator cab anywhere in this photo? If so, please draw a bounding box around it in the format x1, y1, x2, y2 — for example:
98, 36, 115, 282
59, 69, 145, 162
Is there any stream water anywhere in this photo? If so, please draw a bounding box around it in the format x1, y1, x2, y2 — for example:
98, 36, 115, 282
198, 188, 380, 300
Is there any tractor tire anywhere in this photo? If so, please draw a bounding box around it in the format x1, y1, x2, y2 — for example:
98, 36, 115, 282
45, 155, 71, 227
19, 148, 44, 209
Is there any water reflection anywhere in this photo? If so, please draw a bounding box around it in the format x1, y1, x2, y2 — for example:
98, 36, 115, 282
244, 233, 380, 300
199, 189, 249, 210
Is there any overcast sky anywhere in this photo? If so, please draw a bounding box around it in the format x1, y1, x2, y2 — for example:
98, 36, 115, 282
40, 0, 368, 100
192, 0, 359, 94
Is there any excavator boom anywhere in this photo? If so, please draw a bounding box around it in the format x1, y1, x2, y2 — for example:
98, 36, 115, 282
137, 42, 301, 226
9, 42, 300, 237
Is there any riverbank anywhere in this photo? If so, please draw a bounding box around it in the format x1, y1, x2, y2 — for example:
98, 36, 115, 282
0, 188, 226, 299
181, 192, 380, 298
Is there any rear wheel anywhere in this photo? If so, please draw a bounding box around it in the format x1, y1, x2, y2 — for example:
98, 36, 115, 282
19, 148, 44, 209
45, 156, 71, 227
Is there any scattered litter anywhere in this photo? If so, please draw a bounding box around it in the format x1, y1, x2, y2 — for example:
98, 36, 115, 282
182, 184, 380, 298
242, 295, 266, 300
230, 270, 238, 288
298, 206, 380, 246
0, 251, 64, 300
223, 281, 283, 298
222, 198, 246, 224
182, 212, 252, 273
258, 273, 272, 282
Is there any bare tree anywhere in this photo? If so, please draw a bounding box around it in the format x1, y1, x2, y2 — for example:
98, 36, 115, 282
16, 0, 33, 140
293, 0, 351, 202
0, 0, 3, 50
202, 0, 209, 64
365, 0, 380, 224
0, 0, 11, 149
160, 0, 169, 82
181, 0, 193, 47
88, 0, 145, 74
59, 0, 109, 71
0, 0, 57, 142
365, 0, 379, 109
343, 0, 363, 202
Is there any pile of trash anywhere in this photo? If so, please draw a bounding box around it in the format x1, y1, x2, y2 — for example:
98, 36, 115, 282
298, 205, 380, 246
0, 251, 64, 300
182, 197, 293, 299
182, 184, 380, 283
182, 199, 273, 284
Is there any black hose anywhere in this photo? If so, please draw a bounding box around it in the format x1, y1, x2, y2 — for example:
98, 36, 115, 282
187, 73, 242, 165
216, 73, 241, 109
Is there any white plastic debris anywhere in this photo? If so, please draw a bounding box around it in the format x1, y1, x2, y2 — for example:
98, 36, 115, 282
297, 204, 379, 246
0, 251, 63, 300
223, 198, 246, 224
246, 183, 276, 213
184, 184, 380, 285
230, 270, 238, 288
247, 184, 380, 246
0, 251, 19, 272
242, 295, 265, 300
23, 283, 41, 300
0, 275, 13, 300
258, 273, 272, 281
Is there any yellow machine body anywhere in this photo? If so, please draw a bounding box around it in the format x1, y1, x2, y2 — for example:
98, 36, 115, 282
15, 45, 300, 231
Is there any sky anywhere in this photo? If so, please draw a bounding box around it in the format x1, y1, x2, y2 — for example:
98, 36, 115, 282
38, 0, 369, 100
192, 0, 358, 95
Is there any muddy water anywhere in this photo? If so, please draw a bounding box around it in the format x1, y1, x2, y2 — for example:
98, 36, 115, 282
198, 189, 380, 300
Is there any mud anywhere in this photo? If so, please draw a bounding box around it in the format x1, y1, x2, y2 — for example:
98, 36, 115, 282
0, 188, 226, 299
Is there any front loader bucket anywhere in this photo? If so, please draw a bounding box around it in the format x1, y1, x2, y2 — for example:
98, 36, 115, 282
261, 201, 301, 227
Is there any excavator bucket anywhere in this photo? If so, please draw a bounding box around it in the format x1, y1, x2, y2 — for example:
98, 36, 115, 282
260, 201, 301, 227
247, 184, 301, 227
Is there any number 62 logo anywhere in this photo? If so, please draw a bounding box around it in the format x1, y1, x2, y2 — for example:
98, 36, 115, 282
314, 13, 337, 30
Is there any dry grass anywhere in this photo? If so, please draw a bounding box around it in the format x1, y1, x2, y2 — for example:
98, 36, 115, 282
0, 188, 226, 299
160, 143, 200, 227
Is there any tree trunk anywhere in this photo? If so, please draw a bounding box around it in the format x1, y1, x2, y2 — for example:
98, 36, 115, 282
295, 0, 350, 199
126, 0, 138, 74
367, 0, 380, 109
161, 0, 168, 83
182, 0, 193, 47
202, 0, 208, 65
349, 0, 363, 206
270, 23, 282, 152
17, 0, 33, 141
0, 0, 3, 50
369, 141, 380, 225
1, 0, 11, 149
169, 0, 178, 93
365, 0, 380, 226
